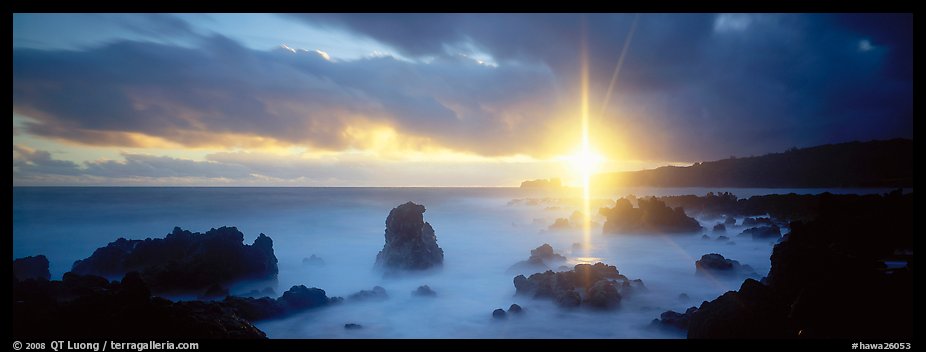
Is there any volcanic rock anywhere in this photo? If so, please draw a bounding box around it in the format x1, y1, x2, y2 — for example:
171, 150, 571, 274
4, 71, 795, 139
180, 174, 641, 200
600, 197, 702, 234
13, 255, 51, 281
374, 202, 444, 271
71, 226, 278, 294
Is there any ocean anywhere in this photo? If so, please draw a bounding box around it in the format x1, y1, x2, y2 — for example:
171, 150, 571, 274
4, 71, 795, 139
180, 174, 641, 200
12, 186, 895, 338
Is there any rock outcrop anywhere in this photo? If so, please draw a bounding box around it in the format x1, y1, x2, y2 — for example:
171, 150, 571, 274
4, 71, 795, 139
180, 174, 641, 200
513, 262, 644, 309
71, 226, 278, 293
492, 308, 507, 319
302, 254, 326, 267
724, 215, 736, 226
547, 211, 598, 231
742, 217, 774, 227
695, 253, 758, 277
530, 243, 567, 263
686, 191, 913, 339
548, 218, 571, 230
348, 286, 388, 301
688, 279, 790, 338
507, 243, 567, 274
600, 197, 701, 234
520, 178, 562, 188
654, 306, 699, 331
737, 225, 782, 241
375, 202, 444, 271
13, 255, 51, 281
222, 285, 341, 321
13, 272, 266, 338
412, 285, 436, 297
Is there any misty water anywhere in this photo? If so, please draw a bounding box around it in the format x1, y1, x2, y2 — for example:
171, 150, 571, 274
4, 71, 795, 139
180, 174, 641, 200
12, 187, 896, 338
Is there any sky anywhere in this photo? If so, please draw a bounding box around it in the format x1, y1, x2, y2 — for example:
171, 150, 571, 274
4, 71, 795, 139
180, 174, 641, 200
12, 13, 913, 186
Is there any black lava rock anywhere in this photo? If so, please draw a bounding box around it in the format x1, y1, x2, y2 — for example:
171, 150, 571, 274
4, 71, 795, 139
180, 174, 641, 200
655, 306, 699, 331
375, 202, 444, 271
302, 254, 326, 267
13, 272, 266, 339
738, 225, 782, 241
695, 253, 757, 277
508, 243, 567, 274
600, 197, 702, 234
492, 309, 507, 319
223, 285, 340, 321
14, 255, 51, 281
349, 286, 388, 301
71, 226, 278, 294
513, 262, 642, 309
687, 191, 913, 339
412, 285, 436, 297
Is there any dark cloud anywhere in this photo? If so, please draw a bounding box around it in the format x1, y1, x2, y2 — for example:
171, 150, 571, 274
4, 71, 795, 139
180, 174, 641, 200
286, 14, 467, 58
13, 14, 912, 163
13, 34, 562, 156
114, 14, 200, 39
830, 13, 912, 78
287, 13, 913, 160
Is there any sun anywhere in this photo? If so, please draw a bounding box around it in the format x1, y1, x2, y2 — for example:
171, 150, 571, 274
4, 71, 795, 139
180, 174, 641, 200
568, 146, 606, 181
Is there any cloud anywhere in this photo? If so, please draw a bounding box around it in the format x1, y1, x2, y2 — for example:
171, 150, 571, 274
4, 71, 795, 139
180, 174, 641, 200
14, 34, 564, 158
713, 13, 755, 32
11, 146, 558, 186
113, 14, 201, 39
286, 13, 913, 160
13, 14, 913, 166
83, 154, 253, 179
13, 144, 250, 182
285, 14, 468, 58
13, 144, 82, 176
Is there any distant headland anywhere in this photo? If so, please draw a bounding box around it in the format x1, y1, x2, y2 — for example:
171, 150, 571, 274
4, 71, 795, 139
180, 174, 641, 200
522, 139, 912, 189
520, 178, 563, 189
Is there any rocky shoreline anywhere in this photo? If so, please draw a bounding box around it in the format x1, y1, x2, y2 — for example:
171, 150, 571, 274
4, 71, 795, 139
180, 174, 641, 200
13, 191, 913, 339
655, 190, 912, 338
